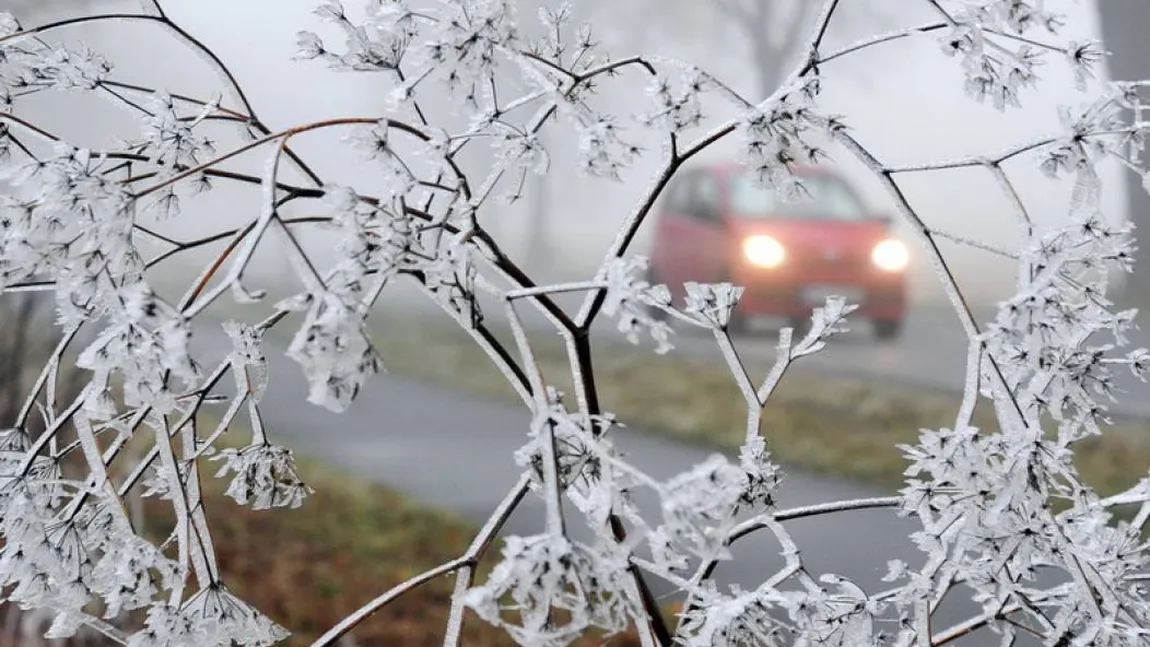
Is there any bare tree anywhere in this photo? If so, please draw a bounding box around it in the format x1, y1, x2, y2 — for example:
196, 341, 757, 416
707, 0, 823, 97
588, 0, 883, 99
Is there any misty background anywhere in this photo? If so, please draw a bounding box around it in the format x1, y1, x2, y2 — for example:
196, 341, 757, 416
18, 0, 1134, 312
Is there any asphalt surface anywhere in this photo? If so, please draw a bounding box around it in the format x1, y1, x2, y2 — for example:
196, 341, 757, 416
382, 281, 1150, 420
673, 307, 1150, 419
189, 325, 1010, 644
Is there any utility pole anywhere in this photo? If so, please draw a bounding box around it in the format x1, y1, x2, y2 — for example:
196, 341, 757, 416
524, 129, 552, 279
1095, 0, 1150, 304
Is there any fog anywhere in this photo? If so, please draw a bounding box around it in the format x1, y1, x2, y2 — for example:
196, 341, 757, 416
7, 6, 1146, 645
25, 0, 1128, 310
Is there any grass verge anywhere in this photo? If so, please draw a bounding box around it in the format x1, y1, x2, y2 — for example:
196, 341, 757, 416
143, 450, 496, 647
143, 449, 660, 647
353, 309, 1150, 498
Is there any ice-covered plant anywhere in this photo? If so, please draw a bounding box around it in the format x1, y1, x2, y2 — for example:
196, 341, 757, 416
1, 1, 1149, 646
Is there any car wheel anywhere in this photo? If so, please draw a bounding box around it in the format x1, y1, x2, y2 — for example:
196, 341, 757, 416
873, 318, 902, 341
788, 316, 811, 340
726, 308, 748, 336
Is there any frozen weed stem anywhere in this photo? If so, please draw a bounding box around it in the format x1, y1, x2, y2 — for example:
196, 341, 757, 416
1, 1, 1150, 646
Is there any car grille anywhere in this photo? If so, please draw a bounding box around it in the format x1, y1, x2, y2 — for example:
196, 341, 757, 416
791, 246, 869, 271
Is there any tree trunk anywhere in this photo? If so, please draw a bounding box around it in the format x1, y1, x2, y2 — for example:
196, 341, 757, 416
752, 39, 786, 99
523, 131, 551, 278
745, 0, 821, 99
1095, 0, 1150, 302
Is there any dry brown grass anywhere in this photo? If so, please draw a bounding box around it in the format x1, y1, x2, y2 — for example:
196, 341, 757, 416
144, 449, 656, 647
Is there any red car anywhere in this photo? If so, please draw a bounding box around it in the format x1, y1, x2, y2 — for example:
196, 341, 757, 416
646, 162, 909, 340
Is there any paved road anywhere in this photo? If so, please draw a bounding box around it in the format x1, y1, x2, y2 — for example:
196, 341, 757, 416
382, 282, 1150, 420
671, 308, 1150, 419
189, 326, 1004, 644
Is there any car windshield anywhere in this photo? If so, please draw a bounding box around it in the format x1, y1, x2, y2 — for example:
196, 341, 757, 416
728, 171, 867, 220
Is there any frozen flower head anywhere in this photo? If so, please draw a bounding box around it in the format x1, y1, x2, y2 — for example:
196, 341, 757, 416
739, 76, 833, 199
183, 585, 289, 647
674, 584, 787, 647
0, 142, 142, 325
642, 64, 707, 134
0, 427, 28, 453
294, 1, 416, 71
929, 2, 1111, 110
463, 533, 633, 647
655, 455, 750, 567
128, 588, 287, 647
90, 533, 180, 618
737, 435, 782, 508
222, 320, 264, 365
601, 256, 674, 354
0, 26, 111, 99
0, 451, 60, 510
222, 320, 269, 402
127, 603, 198, 647
137, 90, 218, 172
75, 284, 198, 413
786, 295, 857, 357
512, 392, 637, 528
0, 11, 20, 37
212, 444, 313, 510
683, 282, 744, 329
279, 291, 383, 413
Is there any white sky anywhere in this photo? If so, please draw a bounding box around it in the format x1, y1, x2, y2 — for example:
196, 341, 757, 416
27, 0, 1129, 307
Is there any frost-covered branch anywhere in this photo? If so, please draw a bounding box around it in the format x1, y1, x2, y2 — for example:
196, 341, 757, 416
1, 0, 1148, 646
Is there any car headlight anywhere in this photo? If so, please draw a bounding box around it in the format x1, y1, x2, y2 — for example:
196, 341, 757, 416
872, 239, 909, 272
743, 235, 785, 268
